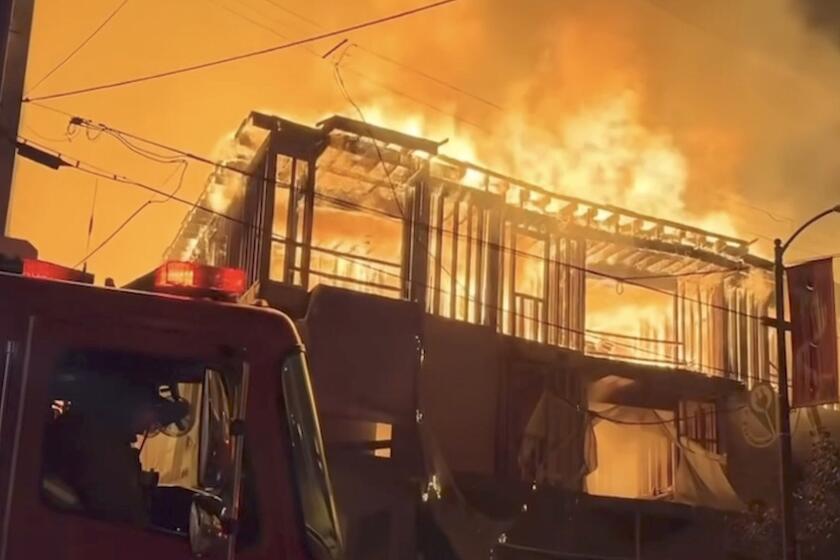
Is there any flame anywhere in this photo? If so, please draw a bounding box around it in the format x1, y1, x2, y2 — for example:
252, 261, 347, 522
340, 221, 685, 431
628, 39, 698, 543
586, 291, 677, 366
185, 81, 747, 368
346, 90, 741, 360
357, 90, 736, 237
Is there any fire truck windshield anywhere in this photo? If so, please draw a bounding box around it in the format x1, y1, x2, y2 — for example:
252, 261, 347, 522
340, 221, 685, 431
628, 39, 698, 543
40, 350, 255, 542
281, 350, 342, 559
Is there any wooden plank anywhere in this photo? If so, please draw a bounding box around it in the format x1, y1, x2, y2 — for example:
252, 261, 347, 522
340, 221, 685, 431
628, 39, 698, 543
432, 190, 445, 315
450, 198, 460, 319
464, 203, 474, 321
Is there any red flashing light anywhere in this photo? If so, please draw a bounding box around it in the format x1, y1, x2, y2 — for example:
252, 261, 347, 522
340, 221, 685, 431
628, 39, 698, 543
22, 259, 94, 284
154, 262, 247, 298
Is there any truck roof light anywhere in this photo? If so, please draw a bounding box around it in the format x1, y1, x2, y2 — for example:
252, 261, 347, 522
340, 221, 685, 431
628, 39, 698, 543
154, 262, 247, 298
21, 259, 94, 284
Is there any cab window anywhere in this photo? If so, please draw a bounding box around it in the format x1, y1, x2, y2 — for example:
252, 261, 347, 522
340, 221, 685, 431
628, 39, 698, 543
40, 349, 258, 544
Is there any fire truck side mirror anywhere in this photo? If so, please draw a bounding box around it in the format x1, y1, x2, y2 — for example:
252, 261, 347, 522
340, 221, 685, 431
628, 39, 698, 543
189, 492, 229, 557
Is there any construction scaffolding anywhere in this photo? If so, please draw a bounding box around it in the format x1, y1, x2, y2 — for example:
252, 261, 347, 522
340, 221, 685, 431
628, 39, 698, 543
167, 111, 775, 385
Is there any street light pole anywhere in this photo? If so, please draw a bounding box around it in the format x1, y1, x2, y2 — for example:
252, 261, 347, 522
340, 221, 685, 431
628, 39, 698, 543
773, 204, 840, 560
774, 238, 797, 560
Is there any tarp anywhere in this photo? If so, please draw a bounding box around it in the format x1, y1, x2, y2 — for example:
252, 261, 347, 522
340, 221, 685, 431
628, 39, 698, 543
674, 436, 745, 511
590, 406, 745, 511
419, 418, 515, 560
518, 391, 592, 490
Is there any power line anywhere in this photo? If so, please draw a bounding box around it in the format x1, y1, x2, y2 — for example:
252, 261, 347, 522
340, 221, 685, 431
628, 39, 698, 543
621, 266, 752, 281
23, 0, 459, 103
590, 403, 746, 427
332, 53, 406, 218
15, 135, 275, 243
253, 0, 506, 112
328, 47, 485, 309
352, 45, 506, 111
258, 0, 322, 29
73, 158, 189, 267
207, 0, 493, 134
337, 65, 492, 133
25, 0, 131, 96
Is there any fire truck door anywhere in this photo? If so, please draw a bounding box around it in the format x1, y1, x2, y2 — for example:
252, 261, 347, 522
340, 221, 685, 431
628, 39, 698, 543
0, 314, 249, 560
0, 311, 29, 558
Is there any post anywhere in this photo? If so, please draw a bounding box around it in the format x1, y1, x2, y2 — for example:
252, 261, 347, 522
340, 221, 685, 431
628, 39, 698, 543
0, 0, 35, 234
634, 511, 642, 560
774, 238, 797, 560
765, 204, 838, 560
407, 163, 429, 307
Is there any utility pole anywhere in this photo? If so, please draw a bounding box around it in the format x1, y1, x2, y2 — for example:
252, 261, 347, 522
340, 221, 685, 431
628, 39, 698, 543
773, 204, 840, 560
0, 0, 35, 235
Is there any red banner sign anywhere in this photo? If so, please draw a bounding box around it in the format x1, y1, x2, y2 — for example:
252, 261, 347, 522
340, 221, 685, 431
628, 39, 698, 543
788, 258, 838, 407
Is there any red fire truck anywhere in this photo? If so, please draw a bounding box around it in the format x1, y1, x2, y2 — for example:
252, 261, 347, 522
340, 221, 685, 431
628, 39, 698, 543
0, 236, 342, 560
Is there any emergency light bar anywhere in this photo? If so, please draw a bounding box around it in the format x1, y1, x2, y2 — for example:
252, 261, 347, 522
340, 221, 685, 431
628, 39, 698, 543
22, 259, 95, 284
0, 250, 94, 284
153, 261, 247, 298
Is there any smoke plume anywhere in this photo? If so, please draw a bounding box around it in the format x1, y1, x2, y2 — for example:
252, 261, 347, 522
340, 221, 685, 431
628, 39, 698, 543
795, 0, 840, 47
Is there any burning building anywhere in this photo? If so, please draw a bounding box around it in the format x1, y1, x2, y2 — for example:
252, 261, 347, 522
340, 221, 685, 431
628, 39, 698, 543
167, 111, 779, 559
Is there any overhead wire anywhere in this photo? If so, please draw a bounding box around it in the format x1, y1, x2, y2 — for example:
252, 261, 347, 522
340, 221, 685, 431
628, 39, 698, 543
25, 0, 131, 96
332, 44, 406, 218
23, 0, 459, 103
65, 114, 192, 266
253, 0, 506, 112
620, 266, 752, 281
328, 43, 494, 317
73, 156, 189, 268
206, 0, 492, 134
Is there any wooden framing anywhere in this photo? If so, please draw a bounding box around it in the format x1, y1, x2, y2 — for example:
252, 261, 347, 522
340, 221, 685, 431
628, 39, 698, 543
166, 111, 775, 382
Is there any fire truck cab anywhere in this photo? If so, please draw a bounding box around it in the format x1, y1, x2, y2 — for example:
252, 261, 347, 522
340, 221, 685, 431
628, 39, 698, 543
0, 238, 342, 560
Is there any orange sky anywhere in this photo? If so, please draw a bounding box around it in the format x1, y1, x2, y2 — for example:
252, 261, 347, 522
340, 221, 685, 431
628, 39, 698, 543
9, 0, 840, 284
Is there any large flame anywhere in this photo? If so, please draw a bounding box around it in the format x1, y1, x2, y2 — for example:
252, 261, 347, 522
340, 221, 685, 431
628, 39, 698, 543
360, 90, 737, 237
351, 90, 741, 364
192, 45, 749, 368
